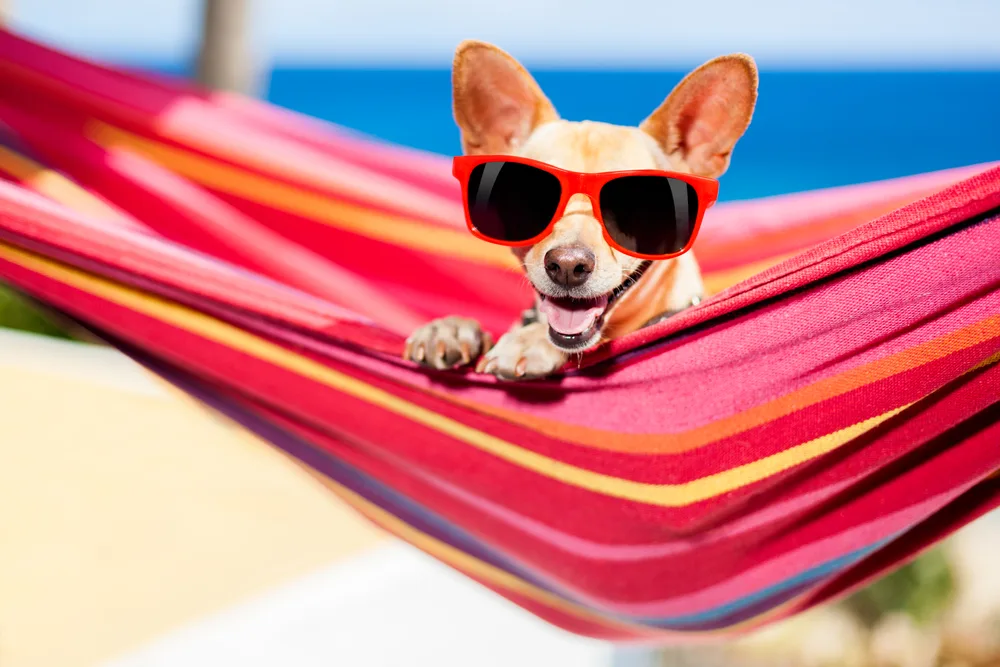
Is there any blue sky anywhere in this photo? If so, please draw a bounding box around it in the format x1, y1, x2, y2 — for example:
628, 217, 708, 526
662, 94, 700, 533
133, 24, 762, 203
10, 0, 1000, 68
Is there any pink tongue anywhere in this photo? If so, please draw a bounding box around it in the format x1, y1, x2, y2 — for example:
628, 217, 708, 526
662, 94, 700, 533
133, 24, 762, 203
539, 296, 609, 335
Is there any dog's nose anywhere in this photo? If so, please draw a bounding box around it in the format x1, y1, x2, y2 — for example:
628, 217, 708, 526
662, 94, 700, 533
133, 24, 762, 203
544, 245, 595, 288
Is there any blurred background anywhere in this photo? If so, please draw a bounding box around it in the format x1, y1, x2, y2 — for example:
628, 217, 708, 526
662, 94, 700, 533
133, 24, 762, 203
11, 0, 1000, 201
1, 1, 1000, 666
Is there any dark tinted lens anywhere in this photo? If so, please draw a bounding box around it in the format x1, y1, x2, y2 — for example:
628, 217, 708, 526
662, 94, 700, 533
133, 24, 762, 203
466, 162, 561, 242
599, 176, 699, 257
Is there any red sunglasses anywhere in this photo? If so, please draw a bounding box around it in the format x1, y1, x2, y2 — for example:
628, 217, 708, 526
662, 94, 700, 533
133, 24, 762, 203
452, 155, 719, 260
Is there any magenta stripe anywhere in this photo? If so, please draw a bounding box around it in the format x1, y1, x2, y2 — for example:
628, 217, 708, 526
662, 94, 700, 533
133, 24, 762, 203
348, 288, 1000, 435
568, 485, 972, 615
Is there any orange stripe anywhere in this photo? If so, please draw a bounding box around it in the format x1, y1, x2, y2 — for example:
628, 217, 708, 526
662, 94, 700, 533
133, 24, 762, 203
424, 314, 1000, 454
78, 121, 915, 300
86, 120, 522, 271
0, 146, 126, 221
701, 251, 799, 295
84, 121, 899, 286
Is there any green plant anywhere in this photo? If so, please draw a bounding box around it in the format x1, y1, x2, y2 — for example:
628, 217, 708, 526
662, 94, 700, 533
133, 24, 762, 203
844, 547, 956, 627
0, 283, 71, 338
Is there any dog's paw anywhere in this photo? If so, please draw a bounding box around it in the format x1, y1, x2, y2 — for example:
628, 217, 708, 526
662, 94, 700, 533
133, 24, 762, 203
475, 322, 568, 380
403, 316, 493, 370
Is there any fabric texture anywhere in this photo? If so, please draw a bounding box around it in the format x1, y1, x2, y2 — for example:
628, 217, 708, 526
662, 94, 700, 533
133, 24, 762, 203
0, 30, 998, 640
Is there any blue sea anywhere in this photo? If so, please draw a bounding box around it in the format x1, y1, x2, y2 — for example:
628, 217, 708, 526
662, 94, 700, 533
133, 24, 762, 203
157, 65, 1000, 201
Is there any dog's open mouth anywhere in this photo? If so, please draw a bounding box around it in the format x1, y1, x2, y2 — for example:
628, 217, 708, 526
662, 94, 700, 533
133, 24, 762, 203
537, 265, 646, 351
538, 294, 609, 350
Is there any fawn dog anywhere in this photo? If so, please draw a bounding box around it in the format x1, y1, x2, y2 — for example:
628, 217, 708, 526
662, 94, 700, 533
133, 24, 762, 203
404, 41, 757, 379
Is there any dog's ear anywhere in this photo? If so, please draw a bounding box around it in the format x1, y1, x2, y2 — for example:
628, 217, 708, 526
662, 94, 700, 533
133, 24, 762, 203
452, 40, 559, 155
640, 54, 758, 178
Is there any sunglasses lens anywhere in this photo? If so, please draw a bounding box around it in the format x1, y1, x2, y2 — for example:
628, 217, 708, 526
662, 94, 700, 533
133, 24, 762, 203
599, 176, 700, 257
466, 162, 562, 243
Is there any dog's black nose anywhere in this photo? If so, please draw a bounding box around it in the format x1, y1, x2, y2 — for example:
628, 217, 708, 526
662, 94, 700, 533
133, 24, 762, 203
544, 245, 595, 288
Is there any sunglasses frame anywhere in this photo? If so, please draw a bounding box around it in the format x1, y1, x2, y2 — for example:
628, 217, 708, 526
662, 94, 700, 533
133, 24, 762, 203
452, 154, 719, 260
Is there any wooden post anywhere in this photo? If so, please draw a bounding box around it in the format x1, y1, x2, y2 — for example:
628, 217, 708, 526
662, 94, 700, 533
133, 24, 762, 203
195, 0, 255, 94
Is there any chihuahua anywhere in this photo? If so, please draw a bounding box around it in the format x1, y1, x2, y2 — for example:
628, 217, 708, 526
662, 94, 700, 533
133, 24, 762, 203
404, 41, 757, 379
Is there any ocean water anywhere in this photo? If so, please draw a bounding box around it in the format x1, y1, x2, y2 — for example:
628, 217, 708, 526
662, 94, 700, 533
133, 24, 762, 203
159, 65, 1000, 201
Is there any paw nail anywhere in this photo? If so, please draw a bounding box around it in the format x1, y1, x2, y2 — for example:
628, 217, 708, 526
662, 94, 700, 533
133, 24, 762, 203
459, 342, 472, 364
415, 344, 426, 362
514, 358, 528, 377
402, 342, 412, 360
434, 340, 446, 362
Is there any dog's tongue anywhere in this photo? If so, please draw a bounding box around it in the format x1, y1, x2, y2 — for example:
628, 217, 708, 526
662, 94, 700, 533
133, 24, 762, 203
539, 296, 609, 335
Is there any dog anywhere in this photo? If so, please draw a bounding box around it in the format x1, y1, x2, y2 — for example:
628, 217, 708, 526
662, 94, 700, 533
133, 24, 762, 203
404, 40, 757, 380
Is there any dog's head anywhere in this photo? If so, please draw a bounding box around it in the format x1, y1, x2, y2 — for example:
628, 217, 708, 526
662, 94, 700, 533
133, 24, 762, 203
453, 41, 757, 352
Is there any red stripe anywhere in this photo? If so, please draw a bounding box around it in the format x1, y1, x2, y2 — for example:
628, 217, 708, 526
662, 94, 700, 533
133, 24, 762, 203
201, 357, 1000, 606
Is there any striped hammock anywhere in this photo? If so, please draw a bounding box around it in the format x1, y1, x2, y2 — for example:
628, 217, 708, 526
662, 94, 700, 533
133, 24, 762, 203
0, 30, 998, 641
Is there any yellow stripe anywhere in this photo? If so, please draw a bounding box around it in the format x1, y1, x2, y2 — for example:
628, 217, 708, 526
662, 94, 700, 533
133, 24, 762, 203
0, 146, 124, 221
0, 241, 921, 508
975, 349, 1000, 370
86, 121, 520, 271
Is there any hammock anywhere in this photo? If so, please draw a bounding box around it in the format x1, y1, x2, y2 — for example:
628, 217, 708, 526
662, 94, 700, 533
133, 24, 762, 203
0, 30, 998, 641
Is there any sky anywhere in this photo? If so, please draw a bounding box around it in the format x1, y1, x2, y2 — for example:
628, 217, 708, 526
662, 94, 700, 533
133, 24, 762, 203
10, 0, 1000, 69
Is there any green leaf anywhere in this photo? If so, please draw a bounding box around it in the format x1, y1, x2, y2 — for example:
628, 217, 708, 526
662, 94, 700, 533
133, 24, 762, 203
0, 283, 72, 339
